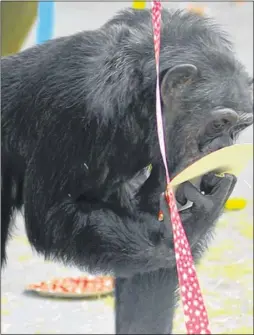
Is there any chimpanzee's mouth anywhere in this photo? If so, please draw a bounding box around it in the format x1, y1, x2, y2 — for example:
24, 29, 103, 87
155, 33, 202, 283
172, 139, 234, 211
171, 137, 234, 181
198, 135, 234, 156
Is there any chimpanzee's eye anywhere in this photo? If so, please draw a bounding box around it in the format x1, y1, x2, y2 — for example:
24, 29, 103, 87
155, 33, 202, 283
212, 118, 229, 132
206, 119, 228, 136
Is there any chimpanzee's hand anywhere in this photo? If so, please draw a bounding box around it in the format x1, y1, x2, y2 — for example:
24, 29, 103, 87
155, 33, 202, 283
159, 173, 237, 256
180, 172, 236, 219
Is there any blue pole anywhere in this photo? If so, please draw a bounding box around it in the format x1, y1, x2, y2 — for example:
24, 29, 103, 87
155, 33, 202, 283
36, 1, 54, 44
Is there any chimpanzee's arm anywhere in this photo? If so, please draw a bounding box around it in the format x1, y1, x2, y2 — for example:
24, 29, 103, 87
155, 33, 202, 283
23, 147, 175, 277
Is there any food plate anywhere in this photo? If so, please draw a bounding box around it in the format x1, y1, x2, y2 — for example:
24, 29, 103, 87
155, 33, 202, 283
26, 275, 114, 298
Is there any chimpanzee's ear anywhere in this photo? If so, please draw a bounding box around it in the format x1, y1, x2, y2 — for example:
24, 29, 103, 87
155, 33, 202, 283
161, 64, 198, 106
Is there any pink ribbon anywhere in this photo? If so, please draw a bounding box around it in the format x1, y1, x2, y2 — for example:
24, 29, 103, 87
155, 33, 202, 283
151, 2, 211, 334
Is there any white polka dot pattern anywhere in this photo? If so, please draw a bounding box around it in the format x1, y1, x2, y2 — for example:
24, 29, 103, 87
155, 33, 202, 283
151, 2, 211, 334
166, 186, 211, 334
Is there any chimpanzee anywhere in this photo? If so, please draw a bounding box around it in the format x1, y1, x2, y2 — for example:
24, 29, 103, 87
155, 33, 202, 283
1, 7, 253, 334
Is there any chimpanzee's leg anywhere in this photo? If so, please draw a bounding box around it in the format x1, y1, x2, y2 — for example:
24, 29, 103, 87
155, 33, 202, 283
115, 268, 178, 334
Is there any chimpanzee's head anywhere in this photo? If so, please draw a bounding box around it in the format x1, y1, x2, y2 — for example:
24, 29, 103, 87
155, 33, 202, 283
158, 11, 253, 178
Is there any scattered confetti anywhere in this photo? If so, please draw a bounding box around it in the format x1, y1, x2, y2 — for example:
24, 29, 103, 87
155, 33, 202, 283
102, 295, 115, 308
238, 222, 253, 239
225, 198, 248, 211
1, 297, 8, 305
187, 4, 206, 16
13, 235, 29, 245
18, 254, 33, 262
132, 1, 146, 10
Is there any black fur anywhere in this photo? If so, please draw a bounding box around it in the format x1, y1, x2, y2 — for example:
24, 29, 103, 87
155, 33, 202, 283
1, 8, 253, 334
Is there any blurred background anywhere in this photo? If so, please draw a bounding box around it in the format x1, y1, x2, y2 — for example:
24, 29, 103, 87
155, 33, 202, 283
1, 1, 253, 334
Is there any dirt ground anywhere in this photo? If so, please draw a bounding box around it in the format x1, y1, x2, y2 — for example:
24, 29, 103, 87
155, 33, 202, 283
1, 2, 253, 334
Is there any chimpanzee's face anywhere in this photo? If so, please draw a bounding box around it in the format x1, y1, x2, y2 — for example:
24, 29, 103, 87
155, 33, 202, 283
161, 61, 253, 179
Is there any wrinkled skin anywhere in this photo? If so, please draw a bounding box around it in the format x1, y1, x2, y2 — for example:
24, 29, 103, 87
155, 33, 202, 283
1, 8, 253, 335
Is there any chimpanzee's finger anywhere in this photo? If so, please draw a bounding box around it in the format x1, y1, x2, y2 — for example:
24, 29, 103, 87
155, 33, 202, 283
175, 184, 188, 206
210, 173, 237, 199
200, 172, 223, 194
181, 181, 211, 209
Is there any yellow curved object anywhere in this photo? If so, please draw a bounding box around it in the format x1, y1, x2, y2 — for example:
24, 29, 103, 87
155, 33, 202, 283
132, 1, 146, 10
170, 144, 253, 189
1, 1, 38, 56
